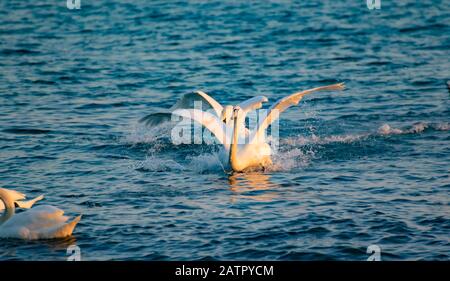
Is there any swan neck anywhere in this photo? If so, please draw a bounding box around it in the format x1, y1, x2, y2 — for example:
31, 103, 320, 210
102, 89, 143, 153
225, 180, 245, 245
229, 113, 240, 171
0, 191, 15, 225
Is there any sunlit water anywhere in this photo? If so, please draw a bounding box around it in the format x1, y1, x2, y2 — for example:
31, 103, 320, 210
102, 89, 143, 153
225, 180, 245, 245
0, 0, 449, 260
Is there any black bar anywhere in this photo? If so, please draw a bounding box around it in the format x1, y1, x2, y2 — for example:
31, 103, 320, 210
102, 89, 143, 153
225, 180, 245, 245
0, 261, 446, 280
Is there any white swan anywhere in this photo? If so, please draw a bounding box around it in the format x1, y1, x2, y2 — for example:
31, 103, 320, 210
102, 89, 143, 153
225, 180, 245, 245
0, 188, 81, 240
140, 90, 268, 129
172, 83, 345, 172
0, 189, 44, 210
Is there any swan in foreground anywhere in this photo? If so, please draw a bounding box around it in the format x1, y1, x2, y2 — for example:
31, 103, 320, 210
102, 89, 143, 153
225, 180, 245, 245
0, 189, 43, 210
140, 90, 268, 132
171, 83, 345, 172
0, 188, 81, 240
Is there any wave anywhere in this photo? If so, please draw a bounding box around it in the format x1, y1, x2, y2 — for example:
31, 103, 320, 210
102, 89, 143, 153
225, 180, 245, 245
2, 128, 52, 135
377, 122, 449, 135
283, 121, 450, 147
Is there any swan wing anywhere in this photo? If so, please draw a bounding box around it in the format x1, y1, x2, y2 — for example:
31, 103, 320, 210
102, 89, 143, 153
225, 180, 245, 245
0, 193, 43, 210
33, 215, 81, 239
139, 112, 173, 126
238, 96, 269, 114
250, 83, 345, 142
238, 96, 269, 133
140, 91, 223, 126
2, 205, 68, 229
15, 195, 44, 209
171, 91, 223, 117
172, 109, 230, 145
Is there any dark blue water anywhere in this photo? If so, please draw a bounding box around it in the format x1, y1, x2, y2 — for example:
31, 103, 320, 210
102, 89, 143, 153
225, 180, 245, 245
0, 0, 449, 260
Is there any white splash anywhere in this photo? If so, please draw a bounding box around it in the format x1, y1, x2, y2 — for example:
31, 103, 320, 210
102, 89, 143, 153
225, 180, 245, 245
377, 121, 449, 135
377, 124, 403, 135
124, 123, 172, 145
127, 121, 449, 174
186, 152, 225, 173
269, 147, 315, 172
432, 122, 449, 131
133, 155, 184, 172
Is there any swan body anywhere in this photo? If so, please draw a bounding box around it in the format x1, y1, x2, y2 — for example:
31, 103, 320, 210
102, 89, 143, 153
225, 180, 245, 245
171, 83, 345, 172
0, 188, 81, 240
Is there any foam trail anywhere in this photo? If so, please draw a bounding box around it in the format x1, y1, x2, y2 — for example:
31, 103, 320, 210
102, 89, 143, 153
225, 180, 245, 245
434, 122, 450, 131
282, 121, 450, 147
281, 132, 366, 147
378, 122, 449, 135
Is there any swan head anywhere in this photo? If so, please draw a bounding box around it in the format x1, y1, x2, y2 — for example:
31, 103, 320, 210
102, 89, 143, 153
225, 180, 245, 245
221, 105, 234, 123
0, 188, 14, 205
231, 106, 242, 120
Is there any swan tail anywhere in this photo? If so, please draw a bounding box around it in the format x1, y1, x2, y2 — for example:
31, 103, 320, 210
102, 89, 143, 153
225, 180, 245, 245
62, 215, 82, 236
16, 195, 44, 209
45, 215, 82, 239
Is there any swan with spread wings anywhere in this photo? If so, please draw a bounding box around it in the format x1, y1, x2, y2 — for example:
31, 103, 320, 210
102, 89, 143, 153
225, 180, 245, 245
140, 83, 345, 172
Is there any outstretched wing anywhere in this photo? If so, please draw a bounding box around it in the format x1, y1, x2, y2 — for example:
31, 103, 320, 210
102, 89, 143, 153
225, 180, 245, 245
15, 195, 45, 209
140, 91, 224, 126
139, 112, 173, 127
172, 109, 230, 145
238, 96, 268, 114
250, 83, 345, 143
171, 91, 223, 117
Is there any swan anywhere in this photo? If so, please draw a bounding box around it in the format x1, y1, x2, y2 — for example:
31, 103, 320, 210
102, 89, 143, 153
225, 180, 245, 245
139, 90, 268, 131
0, 188, 81, 240
171, 83, 345, 172
0, 188, 44, 210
